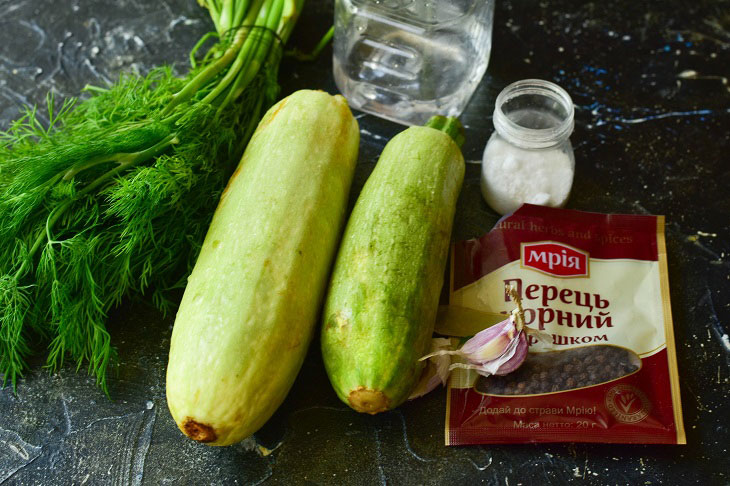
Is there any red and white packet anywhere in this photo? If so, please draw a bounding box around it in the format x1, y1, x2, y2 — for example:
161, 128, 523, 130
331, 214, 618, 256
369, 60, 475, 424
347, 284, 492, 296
444, 204, 685, 445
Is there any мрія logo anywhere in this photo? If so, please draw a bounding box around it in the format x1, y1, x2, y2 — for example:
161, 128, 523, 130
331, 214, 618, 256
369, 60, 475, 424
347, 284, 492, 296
521, 241, 589, 278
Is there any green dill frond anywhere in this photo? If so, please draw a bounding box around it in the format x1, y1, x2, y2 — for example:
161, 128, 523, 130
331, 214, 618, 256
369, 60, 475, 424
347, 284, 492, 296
0, 275, 34, 389
0, 0, 296, 391
42, 235, 114, 391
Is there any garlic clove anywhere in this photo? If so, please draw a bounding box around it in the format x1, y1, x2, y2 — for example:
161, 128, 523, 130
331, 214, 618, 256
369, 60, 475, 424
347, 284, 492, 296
449, 330, 529, 377
491, 331, 528, 375
416, 285, 541, 390
459, 317, 517, 363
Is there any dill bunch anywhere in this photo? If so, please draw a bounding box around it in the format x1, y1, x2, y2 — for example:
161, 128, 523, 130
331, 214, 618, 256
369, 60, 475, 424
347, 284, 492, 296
0, 0, 304, 391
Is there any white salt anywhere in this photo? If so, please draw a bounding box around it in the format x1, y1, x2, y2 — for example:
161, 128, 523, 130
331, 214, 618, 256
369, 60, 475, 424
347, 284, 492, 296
480, 137, 575, 215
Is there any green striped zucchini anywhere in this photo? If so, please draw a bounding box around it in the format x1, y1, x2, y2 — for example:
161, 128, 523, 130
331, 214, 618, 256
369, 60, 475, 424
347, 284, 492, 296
321, 117, 465, 414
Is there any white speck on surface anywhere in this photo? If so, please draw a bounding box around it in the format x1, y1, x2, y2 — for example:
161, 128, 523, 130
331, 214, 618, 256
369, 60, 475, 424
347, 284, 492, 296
678, 70, 698, 79
359, 128, 387, 142
721, 334, 730, 351
169, 15, 199, 30
0, 428, 42, 482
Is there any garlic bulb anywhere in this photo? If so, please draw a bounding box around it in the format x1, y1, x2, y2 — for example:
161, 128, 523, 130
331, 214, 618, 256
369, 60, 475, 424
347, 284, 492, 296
418, 286, 549, 384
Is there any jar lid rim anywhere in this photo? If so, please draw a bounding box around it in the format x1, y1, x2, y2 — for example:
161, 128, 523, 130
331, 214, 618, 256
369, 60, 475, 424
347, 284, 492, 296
493, 79, 575, 149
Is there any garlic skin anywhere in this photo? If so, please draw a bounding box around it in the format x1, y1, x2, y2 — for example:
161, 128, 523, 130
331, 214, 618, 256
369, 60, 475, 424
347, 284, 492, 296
408, 338, 452, 400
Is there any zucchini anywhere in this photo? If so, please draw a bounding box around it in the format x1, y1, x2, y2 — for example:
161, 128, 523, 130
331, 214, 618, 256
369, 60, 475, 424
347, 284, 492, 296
321, 116, 465, 414
166, 90, 360, 445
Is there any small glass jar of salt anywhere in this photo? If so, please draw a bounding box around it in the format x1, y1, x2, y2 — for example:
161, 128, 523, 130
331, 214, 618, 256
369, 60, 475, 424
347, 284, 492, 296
481, 79, 575, 215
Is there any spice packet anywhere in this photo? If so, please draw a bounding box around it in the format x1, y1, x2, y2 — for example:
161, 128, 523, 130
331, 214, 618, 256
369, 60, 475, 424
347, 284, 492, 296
442, 204, 685, 445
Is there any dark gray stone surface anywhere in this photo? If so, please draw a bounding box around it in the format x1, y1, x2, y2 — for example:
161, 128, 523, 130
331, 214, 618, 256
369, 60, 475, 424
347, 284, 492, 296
1, 0, 729, 484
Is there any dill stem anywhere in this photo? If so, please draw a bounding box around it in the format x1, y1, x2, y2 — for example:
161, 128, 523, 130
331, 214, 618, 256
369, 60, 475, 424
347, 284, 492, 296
189, 32, 220, 69
62, 153, 121, 181
216, 0, 250, 36
307, 24, 333, 58
201, 0, 268, 106
220, 0, 235, 32
217, 0, 284, 111
277, 0, 302, 44
286, 25, 333, 61
206, 1, 223, 34
71, 132, 179, 204
231, 0, 250, 30
162, 27, 248, 116
234, 0, 285, 92
240, 92, 265, 143
82, 84, 109, 94
16, 133, 179, 281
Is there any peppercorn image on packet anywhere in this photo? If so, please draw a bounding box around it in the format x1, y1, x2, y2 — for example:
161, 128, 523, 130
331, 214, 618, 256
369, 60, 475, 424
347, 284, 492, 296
444, 204, 685, 445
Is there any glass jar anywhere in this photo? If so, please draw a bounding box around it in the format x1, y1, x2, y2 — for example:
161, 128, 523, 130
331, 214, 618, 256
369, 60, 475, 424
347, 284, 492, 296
333, 0, 495, 126
480, 79, 576, 215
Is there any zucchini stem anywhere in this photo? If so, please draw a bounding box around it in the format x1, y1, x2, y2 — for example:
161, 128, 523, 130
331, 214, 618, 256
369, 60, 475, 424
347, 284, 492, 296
424, 115, 466, 149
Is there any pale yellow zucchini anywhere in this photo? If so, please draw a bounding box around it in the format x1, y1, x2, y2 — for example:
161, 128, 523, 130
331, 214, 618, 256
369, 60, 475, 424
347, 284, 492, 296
166, 90, 359, 446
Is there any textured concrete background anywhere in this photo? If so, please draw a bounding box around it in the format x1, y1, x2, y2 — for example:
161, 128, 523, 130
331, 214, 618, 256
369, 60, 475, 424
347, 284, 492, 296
0, 0, 729, 484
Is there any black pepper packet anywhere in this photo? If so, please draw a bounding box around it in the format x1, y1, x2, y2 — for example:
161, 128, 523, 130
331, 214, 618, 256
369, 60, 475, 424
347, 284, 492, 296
441, 204, 685, 445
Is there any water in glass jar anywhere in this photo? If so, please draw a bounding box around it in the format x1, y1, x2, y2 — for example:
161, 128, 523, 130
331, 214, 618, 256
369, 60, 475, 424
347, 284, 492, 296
333, 0, 494, 126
